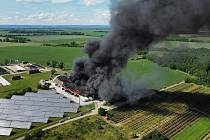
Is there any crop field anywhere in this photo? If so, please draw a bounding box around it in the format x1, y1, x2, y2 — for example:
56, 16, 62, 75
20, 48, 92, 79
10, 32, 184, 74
108, 82, 210, 138
172, 117, 210, 140
109, 102, 188, 135
157, 110, 201, 139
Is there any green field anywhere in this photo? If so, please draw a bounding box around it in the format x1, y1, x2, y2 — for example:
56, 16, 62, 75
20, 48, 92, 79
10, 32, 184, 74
0, 72, 51, 98
26, 35, 99, 45
172, 117, 210, 140
0, 46, 85, 69
152, 40, 210, 50
123, 60, 188, 89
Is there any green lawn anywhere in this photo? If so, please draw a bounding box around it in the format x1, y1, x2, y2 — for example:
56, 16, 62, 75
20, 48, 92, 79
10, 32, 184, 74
122, 59, 188, 90
0, 72, 51, 98
40, 116, 127, 140
172, 117, 210, 140
0, 46, 85, 69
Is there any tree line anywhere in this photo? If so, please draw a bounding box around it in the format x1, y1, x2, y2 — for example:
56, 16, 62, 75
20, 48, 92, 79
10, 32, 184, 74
9, 30, 85, 36
0, 35, 30, 43
46, 60, 65, 69
43, 41, 83, 48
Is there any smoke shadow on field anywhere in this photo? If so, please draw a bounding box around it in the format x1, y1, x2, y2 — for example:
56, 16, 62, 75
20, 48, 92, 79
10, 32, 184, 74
113, 90, 210, 117
157, 90, 210, 115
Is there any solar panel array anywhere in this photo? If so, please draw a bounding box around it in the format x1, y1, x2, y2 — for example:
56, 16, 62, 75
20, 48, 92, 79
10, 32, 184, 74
0, 90, 79, 136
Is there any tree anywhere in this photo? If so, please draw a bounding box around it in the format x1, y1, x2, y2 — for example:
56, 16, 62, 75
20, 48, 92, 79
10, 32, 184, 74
98, 108, 107, 116
51, 69, 56, 77
4, 59, 9, 65
69, 41, 78, 47
58, 61, 64, 69
46, 61, 51, 66
51, 60, 58, 68
142, 130, 169, 140
24, 129, 43, 140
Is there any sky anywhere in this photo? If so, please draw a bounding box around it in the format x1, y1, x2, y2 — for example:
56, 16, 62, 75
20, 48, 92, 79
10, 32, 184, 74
0, 0, 111, 25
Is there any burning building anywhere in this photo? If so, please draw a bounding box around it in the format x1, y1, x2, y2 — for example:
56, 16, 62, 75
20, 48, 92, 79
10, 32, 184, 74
68, 0, 210, 103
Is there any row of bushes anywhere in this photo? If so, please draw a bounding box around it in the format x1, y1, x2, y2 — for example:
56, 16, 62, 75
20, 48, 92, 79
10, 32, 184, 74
43, 41, 83, 48
0, 35, 30, 43
46, 60, 65, 69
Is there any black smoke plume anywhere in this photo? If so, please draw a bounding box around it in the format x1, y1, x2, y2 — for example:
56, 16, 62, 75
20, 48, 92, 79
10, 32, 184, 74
70, 0, 210, 103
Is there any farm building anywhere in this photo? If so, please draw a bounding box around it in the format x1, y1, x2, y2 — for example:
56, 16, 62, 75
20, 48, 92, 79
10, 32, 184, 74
0, 67, 9, 75
5, 65, 27, 73
28, 65, 40, 74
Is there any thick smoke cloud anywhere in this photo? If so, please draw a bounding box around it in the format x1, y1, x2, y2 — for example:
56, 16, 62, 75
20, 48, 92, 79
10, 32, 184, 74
71, 0, 210, 102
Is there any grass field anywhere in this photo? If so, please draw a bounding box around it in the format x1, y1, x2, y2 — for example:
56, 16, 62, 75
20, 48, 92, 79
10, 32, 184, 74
40, 115, 127, 140
122, 59, 188, 90
0, 46, 85, 69
152, 40, 210, 50
0, 72, 51, 98
26, 35, 99, 45
172, 117, 210, 140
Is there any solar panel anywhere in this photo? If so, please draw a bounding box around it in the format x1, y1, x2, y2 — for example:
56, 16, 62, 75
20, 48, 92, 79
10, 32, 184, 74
61, 108, 77, 113
45, 112, 64, 118
0, 104, 20, 109
38, 90, 57, 94
0, 127, 12, 136
15, 100, 34, 105
3, 109, 23, 114
0, 115, 7, 120
10, 121, 31, 129
39, 106, 60, 112
24, 111, 46, 117
0, 120, 11, 127
0, 90, 79, 134
28, 117, 48, 123
6, 115, 29, 122
0, 99, 15, 104
25, 92, 61, 99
